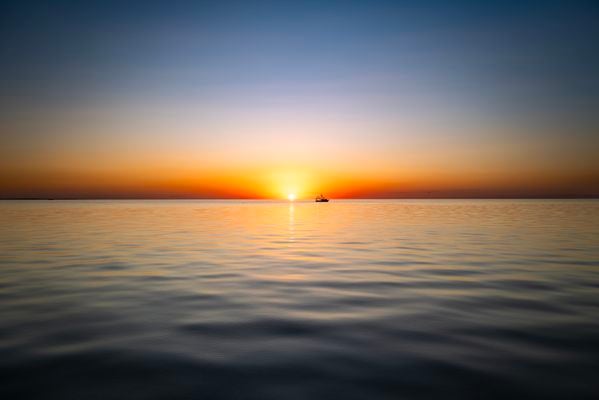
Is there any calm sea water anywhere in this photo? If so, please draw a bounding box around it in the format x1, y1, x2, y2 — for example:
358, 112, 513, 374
1, 200, 598, 399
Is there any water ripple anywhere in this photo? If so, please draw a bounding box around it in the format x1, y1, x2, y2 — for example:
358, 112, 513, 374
0, 199, 598, 399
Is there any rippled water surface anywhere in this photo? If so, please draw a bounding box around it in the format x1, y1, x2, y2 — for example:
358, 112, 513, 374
1, 200, 599, 399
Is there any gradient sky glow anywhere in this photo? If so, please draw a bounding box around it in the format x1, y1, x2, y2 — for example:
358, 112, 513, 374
1, 0, 598, 198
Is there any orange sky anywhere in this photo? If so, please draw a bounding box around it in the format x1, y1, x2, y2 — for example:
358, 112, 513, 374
1, 103, 598, 199
1, 142, 597, 199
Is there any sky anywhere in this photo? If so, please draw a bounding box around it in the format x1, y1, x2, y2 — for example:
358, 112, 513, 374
1, 0, 598, 199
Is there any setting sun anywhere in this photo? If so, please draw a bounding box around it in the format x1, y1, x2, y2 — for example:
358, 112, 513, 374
287, 193, 296, 201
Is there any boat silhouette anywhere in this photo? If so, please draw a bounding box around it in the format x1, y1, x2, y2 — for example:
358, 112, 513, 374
315, 194, 329, 202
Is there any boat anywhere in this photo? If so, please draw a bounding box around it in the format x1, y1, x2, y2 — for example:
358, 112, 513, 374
315, 194, 329, 202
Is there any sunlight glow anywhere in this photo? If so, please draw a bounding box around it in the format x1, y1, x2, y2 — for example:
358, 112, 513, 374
287, 193, 296, 201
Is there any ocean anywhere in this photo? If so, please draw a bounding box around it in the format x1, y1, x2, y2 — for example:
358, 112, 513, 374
1, 199, 598, 399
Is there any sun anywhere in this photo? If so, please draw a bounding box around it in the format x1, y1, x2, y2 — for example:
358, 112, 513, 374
287, 193, 296, 201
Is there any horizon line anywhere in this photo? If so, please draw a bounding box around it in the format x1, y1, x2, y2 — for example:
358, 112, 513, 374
1, 196, 598, 201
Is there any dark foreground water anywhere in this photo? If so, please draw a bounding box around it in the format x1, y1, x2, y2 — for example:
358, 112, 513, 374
1, 200, 599, 399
